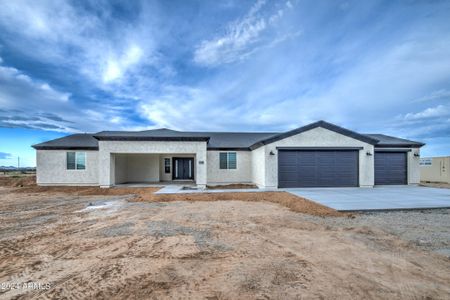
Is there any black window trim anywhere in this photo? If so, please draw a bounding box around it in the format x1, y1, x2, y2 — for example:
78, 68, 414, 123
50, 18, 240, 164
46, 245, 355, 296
66, 151, 86, 170
164, 158, 171, 174
219, 152, 237, 170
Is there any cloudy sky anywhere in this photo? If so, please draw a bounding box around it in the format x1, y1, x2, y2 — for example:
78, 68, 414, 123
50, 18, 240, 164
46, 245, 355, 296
0, 0, 449, 166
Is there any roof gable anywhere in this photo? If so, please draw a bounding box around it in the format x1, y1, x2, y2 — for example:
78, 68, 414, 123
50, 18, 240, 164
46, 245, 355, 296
249, 121, 379, 150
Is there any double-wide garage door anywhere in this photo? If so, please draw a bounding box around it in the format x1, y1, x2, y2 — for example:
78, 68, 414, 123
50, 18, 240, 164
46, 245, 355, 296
374, 152, 407, 185
278, 150, 359, 188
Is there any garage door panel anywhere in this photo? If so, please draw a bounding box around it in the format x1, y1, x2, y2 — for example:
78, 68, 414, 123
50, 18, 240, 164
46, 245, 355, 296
375, 152, 407, 185
278, 150, 358, 188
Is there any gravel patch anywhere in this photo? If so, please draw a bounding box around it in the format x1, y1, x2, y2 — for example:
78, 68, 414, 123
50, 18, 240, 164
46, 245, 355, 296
300, 209, 450, 257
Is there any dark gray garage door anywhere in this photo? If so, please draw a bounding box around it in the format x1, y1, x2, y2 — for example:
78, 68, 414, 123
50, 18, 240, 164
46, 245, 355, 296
278, 150, 359, 188
375, 152, 407, 185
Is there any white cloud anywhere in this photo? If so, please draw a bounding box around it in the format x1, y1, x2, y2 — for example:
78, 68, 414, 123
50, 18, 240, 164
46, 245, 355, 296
414, 89, 450, 103
0, 66, 71, 106
0, 1, 156, 89
102, 45, 144, 83
193, 0, 293, 66
402, 105, 449, 121
0, 64, 139, 132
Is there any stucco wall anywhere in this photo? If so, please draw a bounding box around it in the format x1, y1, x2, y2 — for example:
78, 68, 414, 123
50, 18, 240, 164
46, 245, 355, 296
260, 127, 375, 188
420, 156, 449, 183
251, 147, 266, 188
114, 154, 160, 183
407, 149, 421, 184
36, 150, 99, 186
98, 141, 207, 187
207, 151, 252, 185
114, 154, 127, 184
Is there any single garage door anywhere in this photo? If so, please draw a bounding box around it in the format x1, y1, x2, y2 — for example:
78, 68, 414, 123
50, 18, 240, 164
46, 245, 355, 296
278, 150, 359, 188
375, 152, 407, 185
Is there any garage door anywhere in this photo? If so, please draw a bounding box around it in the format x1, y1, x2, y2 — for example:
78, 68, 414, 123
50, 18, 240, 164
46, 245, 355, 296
278, 150, 359, 188
375, 152, 407, 185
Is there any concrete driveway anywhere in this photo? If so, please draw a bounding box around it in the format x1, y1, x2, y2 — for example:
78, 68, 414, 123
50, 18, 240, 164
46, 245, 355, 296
286, 186, 450, 211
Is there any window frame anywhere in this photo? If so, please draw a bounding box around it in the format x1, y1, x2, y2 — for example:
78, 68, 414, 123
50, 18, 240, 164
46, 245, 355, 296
164, 158, 171, 174
219, 152, 237, 170
66, 151, 86, 170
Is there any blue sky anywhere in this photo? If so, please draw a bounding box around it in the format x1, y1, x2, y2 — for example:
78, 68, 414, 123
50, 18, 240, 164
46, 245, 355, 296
0, 0, 449, 167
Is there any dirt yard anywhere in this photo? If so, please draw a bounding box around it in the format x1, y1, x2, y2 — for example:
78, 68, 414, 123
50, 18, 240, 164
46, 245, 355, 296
1, 183, 450, 299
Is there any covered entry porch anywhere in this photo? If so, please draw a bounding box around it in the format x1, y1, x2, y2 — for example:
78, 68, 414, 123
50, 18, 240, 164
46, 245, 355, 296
97, 140, 208, 188
112, 153, 197, 185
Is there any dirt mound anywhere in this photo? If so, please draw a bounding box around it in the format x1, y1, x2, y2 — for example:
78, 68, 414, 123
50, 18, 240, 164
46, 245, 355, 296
13, 185, 344, 217
207, 183, 258, 189
143, 191, 346, 217
0, 175, 36, 187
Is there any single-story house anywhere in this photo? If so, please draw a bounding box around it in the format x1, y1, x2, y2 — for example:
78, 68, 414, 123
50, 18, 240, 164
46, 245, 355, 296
32, 120, 424, 188
420, 156, 449, 184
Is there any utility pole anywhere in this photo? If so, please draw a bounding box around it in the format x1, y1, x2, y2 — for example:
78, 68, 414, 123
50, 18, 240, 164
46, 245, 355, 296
17, 156, 20, 170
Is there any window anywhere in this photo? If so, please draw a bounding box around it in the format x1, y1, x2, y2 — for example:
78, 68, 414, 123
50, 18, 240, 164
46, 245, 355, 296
219, 152, 237, 169
67, 152, 86, 170
164, 158, 171, 173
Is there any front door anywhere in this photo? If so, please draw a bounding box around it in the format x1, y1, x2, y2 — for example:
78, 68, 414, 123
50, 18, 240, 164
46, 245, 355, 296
172, 158, 194, 180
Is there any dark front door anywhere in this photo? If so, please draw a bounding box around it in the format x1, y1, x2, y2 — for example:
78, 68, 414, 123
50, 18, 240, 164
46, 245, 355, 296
375, 152, 407, 185
173, 158, 194, 180
278, 150, 359, 188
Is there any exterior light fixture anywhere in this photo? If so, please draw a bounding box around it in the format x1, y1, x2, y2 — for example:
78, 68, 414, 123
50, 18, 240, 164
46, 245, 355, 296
270, 151, 275, 155
366, 152, 372, 156
414, 153, 420, 157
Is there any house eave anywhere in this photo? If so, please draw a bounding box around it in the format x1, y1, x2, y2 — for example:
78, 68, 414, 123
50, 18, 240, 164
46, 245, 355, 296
93, 136, 210, 142
32, 146, 99, 150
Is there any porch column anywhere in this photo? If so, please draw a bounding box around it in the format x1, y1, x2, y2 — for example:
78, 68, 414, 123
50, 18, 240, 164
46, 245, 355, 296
196, 148, 207, 188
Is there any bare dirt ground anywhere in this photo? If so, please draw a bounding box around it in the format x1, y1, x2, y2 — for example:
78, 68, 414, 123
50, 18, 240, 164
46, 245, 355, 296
1, 184, 450, 299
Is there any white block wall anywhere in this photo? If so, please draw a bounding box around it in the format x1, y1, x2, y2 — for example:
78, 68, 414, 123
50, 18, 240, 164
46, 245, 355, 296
260, 127, 375, 188
36, 150, 99, 186
207, 151, 252, 185
98, 140, 207, 187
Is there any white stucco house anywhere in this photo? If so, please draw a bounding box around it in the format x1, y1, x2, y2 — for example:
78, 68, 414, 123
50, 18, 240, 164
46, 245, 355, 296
33, 121, 424, 188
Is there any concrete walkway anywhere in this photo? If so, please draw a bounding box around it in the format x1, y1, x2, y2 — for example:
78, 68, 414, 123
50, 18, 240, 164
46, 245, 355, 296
286, 186, 450, 211
155, 185, 277, 194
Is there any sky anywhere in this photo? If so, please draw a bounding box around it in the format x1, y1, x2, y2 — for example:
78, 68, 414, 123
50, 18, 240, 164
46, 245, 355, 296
0, 0, 449, 167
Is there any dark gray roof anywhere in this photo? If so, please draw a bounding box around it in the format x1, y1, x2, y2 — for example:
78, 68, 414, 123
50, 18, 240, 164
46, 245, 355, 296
364, 134, 425, 148
32, 121, 425, 150
32, 134, 99, 150
95, 128, 278, 149
200, 132, 279, 149
93, 128, 210, 142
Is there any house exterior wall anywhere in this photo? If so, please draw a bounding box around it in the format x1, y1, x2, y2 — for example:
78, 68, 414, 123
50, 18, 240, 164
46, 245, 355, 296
114, 154, 127, 184
36, 150, 99, 186
420, 156, 450, 183
407, 149, 421, 184
98, 140, 207, 187
259, 127, 375, 188
251, 147, 266, 188
114, 154, 160, 184
207, 151, 252, 185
